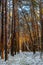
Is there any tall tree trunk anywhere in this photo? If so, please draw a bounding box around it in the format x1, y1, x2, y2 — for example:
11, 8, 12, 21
30, 0, 38, 54
11, 0, 18, 56
40, 0, 43, 53
1, 0, 4, 59
5, 0, 8, 61
14, 4, 19, 53
11, 0, 15, 56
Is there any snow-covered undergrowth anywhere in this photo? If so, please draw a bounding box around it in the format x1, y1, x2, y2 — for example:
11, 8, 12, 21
0, 52, 43, 65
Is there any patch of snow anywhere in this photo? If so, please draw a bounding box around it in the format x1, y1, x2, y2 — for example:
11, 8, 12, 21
0, 52, 43, 65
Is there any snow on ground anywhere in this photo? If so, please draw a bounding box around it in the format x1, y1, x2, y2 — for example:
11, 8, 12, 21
0, 52, 43, 65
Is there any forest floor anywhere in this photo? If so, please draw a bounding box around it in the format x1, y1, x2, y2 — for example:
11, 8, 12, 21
0, 52, 43, 65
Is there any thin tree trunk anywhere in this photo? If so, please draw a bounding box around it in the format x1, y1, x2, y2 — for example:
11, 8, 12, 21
40, 1, 43, 57
30, 0, 38, 54
11, 0, 17, 56
1, 0, 4, 59
11, 0, 15, 56
5, 0, 8, 61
